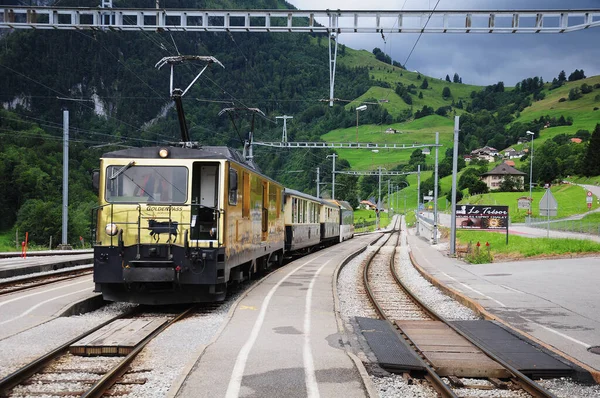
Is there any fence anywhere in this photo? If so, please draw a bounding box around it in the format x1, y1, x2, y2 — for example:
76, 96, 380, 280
526, 218, 600, 236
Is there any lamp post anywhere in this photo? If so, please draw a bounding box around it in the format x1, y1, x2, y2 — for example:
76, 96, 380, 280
526, 130, 535, 223
356, 105, 367, 143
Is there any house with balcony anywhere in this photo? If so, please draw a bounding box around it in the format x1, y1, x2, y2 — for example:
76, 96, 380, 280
480, 162, 527, 190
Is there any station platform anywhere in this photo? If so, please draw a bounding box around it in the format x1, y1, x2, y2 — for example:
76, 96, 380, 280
172, 234, 380, 398
407, 231, 600, 382
0, 253, 93, 279
0, 249, 93, 259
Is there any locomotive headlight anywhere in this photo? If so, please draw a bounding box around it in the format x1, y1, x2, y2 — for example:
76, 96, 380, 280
158, 148, 170, 158
105, 223, 119, 236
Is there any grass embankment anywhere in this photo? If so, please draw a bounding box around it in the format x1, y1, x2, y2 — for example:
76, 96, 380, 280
455, 230, 600, 263
0, 232, 17, 252
354, 209, 391, 233
464, 183, 598, 222
322, 115, 454, 170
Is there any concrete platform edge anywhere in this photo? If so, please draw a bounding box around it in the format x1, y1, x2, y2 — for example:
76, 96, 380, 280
407, 244, 600, 384
0, 258, 92, 279
57, 294, 105, 317
166, 265, 297, 398
333, 234, 384, 398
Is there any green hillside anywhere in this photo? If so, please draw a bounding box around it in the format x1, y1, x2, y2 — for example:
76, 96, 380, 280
322, 115, 453, 170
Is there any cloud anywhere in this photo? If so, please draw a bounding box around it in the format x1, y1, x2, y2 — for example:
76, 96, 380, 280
287, 0, 600, 85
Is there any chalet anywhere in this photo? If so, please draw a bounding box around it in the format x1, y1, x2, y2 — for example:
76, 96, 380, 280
463, 155, 473, 162
422, 147, 431, 155
480, 162, 527, 190
470, 146, 498, 163
359, 200, 377, 210
503, 148, 524, 159
385, 128, 398, 134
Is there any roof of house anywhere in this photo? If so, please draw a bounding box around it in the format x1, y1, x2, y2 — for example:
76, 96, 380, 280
504, 160, 516, 166
481, 162, 526, 176
571, 138, 582, 143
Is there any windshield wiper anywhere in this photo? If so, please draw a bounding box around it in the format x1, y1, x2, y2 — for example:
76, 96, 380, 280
110, 161, 135, 180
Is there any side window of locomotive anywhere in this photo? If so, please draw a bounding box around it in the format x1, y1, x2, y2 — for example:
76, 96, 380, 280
228, 168, 238, 205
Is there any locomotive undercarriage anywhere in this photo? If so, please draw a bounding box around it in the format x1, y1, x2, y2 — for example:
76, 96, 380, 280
94, 243, 227, 305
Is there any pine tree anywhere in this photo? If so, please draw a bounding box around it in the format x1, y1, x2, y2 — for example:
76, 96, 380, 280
582, 124, 600, 177
420, 78, 428, 89
453, 73, 460, 83
558, 70, 567, 83
445, 74, 451, 82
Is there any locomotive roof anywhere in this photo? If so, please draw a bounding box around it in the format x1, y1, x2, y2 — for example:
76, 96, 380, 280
102, 145, 260, 171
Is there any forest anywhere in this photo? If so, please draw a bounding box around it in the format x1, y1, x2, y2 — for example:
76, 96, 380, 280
1, 0, 600, 246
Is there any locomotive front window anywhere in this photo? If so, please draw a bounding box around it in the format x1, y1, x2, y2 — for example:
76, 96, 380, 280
105, 165, 188, 204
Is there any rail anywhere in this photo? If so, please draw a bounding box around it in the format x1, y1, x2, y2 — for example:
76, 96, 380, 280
362, 217, 557, 397
0, 306, 196, 397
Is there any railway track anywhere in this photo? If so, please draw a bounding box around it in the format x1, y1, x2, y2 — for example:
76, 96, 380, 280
0, 305, 214, 397
0, 266, 94, 296
362, 219, 557, 398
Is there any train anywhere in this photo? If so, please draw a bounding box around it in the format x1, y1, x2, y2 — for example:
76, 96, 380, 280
92, 145, 354, 305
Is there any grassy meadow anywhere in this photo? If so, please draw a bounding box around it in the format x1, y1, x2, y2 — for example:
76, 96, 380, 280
455, 229, 600, 262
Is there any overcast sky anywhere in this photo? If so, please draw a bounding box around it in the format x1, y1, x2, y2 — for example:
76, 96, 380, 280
286, 0, 600, 86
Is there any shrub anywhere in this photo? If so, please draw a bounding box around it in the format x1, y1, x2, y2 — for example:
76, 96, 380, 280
558, 97, 567, 102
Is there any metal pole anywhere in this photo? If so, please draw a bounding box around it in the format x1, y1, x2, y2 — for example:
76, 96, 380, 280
377, 166, 382, 230
62, 109, 69, 246
450, 116, 459, 255
416, 165, 421, 236
433, 131, 439, 244
378, 166, 382, 212
316, 167, 320, 198
528, 131, 534, 224
387, 180, 390, 213
547, 188, 550, 238
356, 109, 359, 143
276, 115, 293, 142
331, 153, 336, 200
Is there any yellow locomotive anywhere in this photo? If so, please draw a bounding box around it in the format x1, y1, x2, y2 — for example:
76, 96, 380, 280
93, 145, 285, 304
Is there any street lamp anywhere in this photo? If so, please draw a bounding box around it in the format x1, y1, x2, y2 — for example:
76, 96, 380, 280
356, 105, 367, 142
526, 130, 535, 223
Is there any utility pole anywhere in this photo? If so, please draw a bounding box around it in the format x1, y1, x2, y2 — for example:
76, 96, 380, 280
327, 153, 337, 200
416, 164, 421, 236
316, 167, 320, 198
433, 131, 439, 245
450, 116, 460, 255
276, 115, 293, 142
61, 109, 69, 248
387, 180, 391, 213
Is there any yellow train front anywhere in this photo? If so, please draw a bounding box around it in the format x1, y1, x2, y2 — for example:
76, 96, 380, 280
92, 146, 285, 305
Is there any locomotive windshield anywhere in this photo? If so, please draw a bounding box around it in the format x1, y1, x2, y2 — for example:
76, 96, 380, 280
105, 165, 188, 204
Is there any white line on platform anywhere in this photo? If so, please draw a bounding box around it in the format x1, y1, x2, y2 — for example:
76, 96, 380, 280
500, 284, 524, 294
304, 259, 331, 398
441, 272, 506, 307
0, 278, 92, 309
226, 252, 327, 398
0, 287, 91, 326
520, 316, 592, 348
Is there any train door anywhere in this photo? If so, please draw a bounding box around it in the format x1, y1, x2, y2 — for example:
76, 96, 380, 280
261, 181, 268, 241
191, 162, 219, 240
